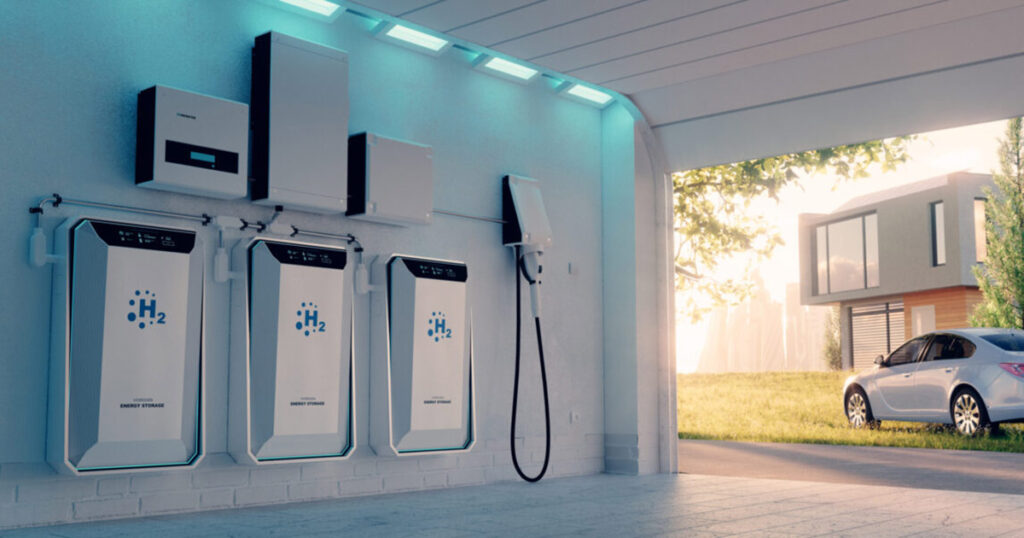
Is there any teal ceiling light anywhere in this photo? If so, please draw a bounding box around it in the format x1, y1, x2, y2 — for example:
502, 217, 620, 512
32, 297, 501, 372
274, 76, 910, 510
563, 83, 614, 107
476, 56, 538, 83
377, 22, 451, 56
263, 0, 344, 21
280, 0, 340, 16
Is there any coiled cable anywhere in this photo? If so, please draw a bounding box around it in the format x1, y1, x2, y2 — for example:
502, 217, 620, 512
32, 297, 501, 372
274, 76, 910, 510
510, 246, 551, 483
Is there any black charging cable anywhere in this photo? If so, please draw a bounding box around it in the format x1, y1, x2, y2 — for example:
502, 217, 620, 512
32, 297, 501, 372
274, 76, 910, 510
510, 246, 551, 483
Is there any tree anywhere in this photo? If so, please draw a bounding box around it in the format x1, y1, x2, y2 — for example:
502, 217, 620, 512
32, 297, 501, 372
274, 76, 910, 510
823, 306, 842, 371
972, 118, 1024, 328
675, 138, 912, 321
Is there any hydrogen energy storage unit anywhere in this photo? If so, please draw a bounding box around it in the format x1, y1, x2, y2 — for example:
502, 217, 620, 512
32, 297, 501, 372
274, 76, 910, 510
370, 255, 475, 456
47, 218, 204, 474
229, 239, 354, 464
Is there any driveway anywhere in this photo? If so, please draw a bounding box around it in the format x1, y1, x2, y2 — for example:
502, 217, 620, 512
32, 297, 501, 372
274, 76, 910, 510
680, 439, 1024, 495
20, 473, 1024, 537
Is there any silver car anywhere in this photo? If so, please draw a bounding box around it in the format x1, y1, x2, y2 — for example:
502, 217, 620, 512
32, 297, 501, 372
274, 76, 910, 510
843, 328, 1024, 435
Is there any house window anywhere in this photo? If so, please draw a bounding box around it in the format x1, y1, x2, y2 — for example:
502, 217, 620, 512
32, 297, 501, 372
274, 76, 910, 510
931, 201, 945, 266
814, 213, 879, 294
815, 227, 828, 294
974, 198, 987, 263
865, 213, 879, 288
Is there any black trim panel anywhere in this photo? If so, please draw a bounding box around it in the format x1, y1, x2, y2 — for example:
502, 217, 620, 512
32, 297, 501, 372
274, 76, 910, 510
346, 133, 368, 216
135, 87, 156, 184
250, 33, 272, 201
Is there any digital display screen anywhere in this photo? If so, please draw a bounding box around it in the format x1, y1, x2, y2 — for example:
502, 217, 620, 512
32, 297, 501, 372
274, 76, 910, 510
165, 140, 238, 174
262, 241, 346, 270
88, 221, 196, 253
398, 257, 468, 282
190, 151, 216, 163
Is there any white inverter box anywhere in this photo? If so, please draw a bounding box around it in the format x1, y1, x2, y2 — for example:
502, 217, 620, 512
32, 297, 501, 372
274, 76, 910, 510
47, 218, 204, 475
135, 85, 249, 199
251, 32, 349, 213
229, 239, 354, 464
370, 254, 475, 456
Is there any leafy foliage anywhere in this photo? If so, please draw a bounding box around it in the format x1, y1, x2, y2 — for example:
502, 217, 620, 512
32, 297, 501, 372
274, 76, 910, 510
972, 118, 1024, 328
823, 306, 842, 371
674, 139, 912, 321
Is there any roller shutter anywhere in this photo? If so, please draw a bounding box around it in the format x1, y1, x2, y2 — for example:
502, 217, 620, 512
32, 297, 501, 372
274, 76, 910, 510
850, 302, 904, 370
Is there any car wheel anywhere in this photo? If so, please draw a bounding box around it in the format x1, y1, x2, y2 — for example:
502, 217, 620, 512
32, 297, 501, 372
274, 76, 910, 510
846, 388, 878, 429
951, 388, 990, 436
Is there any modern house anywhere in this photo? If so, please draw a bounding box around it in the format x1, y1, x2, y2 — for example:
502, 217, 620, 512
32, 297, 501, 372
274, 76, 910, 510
799, 172, 992, 370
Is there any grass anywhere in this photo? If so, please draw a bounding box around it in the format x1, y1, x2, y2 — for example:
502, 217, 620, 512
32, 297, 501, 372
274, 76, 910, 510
678, 371, 1024, 452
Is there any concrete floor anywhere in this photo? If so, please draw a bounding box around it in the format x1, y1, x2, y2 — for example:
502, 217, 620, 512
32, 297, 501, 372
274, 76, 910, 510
9, 473, 1024, 537
680, 439, 1024, 495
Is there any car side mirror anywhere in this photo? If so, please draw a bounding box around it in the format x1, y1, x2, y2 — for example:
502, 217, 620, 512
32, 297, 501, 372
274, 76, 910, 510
874, 354, 885, 366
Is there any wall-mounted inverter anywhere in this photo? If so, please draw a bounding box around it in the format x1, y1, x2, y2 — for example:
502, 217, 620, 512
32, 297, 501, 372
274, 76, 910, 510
251, 32, 349, 213
135, 85, 248, 199
47, 219, 204, 474
370, 255, 475, 456
347, 133, 433, 226
229, 239, 354, 464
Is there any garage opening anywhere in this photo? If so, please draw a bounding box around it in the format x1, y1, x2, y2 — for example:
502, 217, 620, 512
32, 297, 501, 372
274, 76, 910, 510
675, 116, 1024, 488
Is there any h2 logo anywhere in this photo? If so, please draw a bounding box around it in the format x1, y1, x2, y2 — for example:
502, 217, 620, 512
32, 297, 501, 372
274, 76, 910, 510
126, 289, 166, 330
427, 311, 452, 342
296, 301, 326, 337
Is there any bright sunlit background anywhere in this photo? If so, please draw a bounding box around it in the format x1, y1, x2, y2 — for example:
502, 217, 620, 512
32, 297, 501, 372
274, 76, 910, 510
676, 119, 1007, 373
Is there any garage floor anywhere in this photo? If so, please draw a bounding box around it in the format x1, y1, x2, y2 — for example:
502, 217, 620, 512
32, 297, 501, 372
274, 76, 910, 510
9, 472, 1024, 537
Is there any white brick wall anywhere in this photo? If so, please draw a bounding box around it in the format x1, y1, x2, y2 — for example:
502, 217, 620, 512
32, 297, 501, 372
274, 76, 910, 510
140, 491, 200, 515
73, 498, 138, 520
0, 433, 602, 529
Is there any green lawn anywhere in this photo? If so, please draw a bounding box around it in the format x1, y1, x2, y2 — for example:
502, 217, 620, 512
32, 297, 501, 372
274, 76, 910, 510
678, 371, 1024, 452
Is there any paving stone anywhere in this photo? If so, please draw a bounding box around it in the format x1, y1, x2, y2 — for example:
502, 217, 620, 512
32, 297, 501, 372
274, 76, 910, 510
16, 473, 1024, 535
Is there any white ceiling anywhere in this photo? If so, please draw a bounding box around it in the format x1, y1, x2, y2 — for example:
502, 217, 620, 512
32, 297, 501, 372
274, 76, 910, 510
349, 0, 1024, 165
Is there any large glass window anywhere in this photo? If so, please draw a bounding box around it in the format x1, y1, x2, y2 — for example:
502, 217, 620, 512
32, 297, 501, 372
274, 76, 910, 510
931, 201, 945, 266
828, 218, 864, 292
975, 198, 987, 263
815, 227, 828, 295
865, 213, 879, 288
814, 213, 879, 294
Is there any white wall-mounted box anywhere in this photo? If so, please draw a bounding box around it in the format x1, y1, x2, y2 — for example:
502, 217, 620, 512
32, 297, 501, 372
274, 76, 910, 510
369, 254, 475, 457
229, 238, 354, 465
135, 85, 248, 199
347, 133, 433, 226
251, 32, 349, 214
502, 174, 553, 250
47, 218, 204, 475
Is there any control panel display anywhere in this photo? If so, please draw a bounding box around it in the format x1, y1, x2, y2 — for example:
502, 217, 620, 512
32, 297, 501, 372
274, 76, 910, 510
265, 242, 347, 269
91, 221, 195, 253
400, 258, 467, 282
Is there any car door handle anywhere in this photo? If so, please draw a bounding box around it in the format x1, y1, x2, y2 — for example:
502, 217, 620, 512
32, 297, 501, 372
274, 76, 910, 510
903, 373, 912, 378
945, 368, 953, 373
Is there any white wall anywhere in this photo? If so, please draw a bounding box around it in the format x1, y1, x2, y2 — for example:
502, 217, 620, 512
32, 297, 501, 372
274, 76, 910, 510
0, 0, 620, 528
600, 107, 676, 476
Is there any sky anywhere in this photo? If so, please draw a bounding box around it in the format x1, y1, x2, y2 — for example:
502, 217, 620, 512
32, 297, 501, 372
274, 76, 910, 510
676, 118, 1008, 373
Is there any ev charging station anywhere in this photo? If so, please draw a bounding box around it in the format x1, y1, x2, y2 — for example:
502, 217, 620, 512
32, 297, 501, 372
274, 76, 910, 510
47, 218, 204, 474
229, 239, 354, 464
503, 174, 554, 482
369, 255, 475, 456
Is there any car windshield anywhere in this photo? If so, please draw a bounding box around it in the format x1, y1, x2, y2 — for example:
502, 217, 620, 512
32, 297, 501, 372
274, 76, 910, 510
981, 333, 1024, 351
